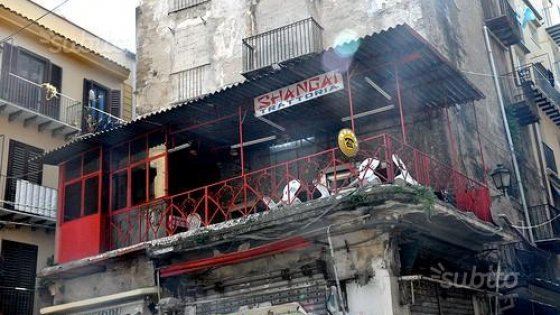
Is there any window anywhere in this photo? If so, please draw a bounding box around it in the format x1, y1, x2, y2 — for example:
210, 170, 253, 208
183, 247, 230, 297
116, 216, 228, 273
172, 64, 210, 102
16, 50, 46, 84
82, 79, 122, 133
169, 0, 209, 13
4, 140, 43, 207
62, 148, 102, 222
0, 240, 38, 315
544, 142, 558, 174
0, 44, 62, 118
110, 130, 167, 212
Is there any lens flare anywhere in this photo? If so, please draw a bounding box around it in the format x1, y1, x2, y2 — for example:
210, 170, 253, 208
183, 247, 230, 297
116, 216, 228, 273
333, 29, 360, 58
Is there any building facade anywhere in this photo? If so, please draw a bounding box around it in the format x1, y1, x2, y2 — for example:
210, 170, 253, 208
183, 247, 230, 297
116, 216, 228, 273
0, 1, 135, 314
39, 0, 560, 314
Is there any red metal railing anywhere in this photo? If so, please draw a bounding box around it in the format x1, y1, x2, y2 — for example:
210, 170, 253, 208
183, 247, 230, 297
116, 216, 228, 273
109, 134, 491, 249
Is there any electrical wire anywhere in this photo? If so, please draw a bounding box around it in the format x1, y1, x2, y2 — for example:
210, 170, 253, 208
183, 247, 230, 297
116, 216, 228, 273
0, 0, 73, 43
509, 210, 560, 229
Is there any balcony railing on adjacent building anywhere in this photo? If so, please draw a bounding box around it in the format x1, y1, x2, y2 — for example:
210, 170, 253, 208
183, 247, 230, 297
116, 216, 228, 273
13, 179, 57, 219
1, 73, 82, 126
110, 134, 491, 250
0, 73, 82, 137
513, 63, 560, 127
81, 105, 126, 134
482, 0, 522, 46
242, 18, 323, 74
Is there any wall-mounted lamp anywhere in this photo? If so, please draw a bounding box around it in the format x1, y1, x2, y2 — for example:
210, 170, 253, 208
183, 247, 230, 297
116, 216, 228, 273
489, 164, 512, 195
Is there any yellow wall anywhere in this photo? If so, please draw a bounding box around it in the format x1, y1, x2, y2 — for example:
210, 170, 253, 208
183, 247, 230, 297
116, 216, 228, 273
0, 3, 134, 315
0, 227, 55, 315
0, 24, 125, 103
0, 0, 135, 74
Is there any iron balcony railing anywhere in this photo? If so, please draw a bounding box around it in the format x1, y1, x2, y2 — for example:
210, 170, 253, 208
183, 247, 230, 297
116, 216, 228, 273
13, 179, 57, 218
0, 73, 82, 128
109, 134, 491, 249
169, 0, 208, 12
242, 18, 323, 73
529, 204, 560, 241
481, 0, 522, 46
82, 105, 126, 134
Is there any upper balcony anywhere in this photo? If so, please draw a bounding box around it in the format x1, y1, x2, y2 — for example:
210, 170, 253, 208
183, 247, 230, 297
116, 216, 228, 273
482, 0, 523, 46
242, 18, 323, 76
0, 73, 82, 138
543, 6, 560, 47
512, 63, 560, 126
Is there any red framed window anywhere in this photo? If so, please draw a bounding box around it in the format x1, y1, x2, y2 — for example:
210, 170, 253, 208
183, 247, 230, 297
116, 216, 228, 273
110, 130, 167, 212
61, 148, 102, 222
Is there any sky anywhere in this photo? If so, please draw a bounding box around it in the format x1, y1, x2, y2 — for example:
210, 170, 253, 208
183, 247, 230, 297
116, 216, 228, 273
32, 0, 139, 52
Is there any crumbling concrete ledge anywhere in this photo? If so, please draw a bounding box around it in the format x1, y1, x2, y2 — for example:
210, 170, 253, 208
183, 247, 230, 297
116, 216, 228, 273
39, 185, 513, 278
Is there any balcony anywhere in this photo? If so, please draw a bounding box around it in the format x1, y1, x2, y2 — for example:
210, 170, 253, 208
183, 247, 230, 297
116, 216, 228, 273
81, 105, 125, 135
242, 18, 323, 75
0, 73, 82, 138
482, 0, 522, 46
109, 134, 491, 250
515, 63, 560, 126
0, 179, 57, 228
529, 204, 560, 251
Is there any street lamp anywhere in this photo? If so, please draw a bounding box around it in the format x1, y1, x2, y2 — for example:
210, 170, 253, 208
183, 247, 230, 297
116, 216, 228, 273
490, 164, 512, 195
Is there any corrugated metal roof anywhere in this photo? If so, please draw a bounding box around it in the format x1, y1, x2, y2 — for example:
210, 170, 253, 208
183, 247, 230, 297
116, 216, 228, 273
0, 4, 130, 72
42, 24, 485, 164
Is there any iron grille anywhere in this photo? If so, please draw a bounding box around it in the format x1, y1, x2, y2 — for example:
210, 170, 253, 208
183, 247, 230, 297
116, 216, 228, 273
169, 0, 209, 12
0, 240, 38, 315
242, 18, 323, 73
173, 64, 210, 102
529, 204, 560, 241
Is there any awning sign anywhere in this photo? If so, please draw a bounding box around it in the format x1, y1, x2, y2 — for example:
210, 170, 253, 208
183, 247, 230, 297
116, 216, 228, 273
254, 71, 344, 117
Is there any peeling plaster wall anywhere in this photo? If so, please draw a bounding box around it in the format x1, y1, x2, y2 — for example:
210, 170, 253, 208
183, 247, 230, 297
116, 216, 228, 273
136, 0, 516, 215
52, 256, 156, 305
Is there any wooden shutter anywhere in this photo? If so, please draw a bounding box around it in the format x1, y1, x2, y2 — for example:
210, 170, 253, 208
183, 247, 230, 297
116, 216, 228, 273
122, 84, 133, 121
4, 140, 44, 205
109, 89, 121, 118
0, 43, 16, 98
45, 63, 62, 118
0, 240, 38, 315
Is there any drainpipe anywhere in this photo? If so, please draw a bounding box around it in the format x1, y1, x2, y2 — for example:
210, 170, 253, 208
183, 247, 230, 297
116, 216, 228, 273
327, 225, 345, 313
483, 26, 535, 244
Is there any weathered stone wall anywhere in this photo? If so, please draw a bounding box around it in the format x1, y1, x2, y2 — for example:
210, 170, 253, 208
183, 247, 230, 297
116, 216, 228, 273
52, 256, 156, 304
136, 0, 520, 217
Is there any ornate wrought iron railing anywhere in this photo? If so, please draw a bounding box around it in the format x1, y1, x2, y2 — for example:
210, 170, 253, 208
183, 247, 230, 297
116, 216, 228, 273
242, 18, 323, 73
109, 134, 491, 249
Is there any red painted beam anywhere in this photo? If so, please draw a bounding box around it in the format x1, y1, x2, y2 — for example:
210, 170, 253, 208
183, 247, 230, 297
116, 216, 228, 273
160, 237, 311, 278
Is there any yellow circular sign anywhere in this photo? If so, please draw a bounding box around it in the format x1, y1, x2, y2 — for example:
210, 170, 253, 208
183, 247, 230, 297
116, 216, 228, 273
338, 128, 359, 157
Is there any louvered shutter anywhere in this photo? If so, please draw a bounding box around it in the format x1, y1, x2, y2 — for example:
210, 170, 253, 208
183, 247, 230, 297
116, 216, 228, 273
0, 43, 17, 99
122, 84, 133, 121
4, 140, 44, 205
110, 89, 121, 118
45, 63, 62, 118
0, 240, 38, 315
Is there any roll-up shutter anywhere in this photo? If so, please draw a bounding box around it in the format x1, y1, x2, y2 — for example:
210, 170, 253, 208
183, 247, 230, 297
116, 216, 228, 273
404, 280, 475, 315
0, 240, 38, 315
190, 270, 328, 315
